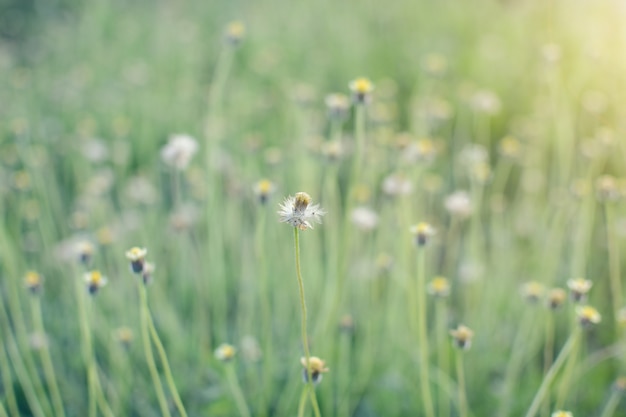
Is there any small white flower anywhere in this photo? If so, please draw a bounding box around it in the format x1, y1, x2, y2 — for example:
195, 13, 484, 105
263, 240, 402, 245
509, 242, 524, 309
351, 206, 379, 231
444, 191, 472, 218
160, 134, 198, 170
278, 192, 325, 230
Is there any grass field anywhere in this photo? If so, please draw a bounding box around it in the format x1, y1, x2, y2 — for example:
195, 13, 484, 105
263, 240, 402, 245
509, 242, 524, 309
2, 0, 626, 416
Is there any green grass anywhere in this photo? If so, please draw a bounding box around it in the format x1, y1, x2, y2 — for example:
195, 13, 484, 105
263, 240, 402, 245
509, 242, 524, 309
1, 0, 626, 415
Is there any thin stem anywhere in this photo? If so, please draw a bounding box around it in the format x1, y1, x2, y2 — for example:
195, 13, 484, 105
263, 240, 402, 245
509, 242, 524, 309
417, 249, 435, 417
599, 389, 621, 417
30, 297, 65, 417
75, 276, 96, 417
297, 386, 309, 417
541, 313, 555, 417
436, 300, 450, 417
0, 401, 8, 417
555, 327, 580, 409
293, 228, 321, 417
146, 309, 188, 417
225, 363, 251, 417
138, 285, 171, 417
524, 328, 580, 417
0, 333, 19, 417
604, 203, 622, 338
455, 351, 469, 417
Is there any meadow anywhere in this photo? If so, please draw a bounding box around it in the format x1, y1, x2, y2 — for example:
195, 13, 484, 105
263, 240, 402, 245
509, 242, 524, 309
2, 0, 626, 415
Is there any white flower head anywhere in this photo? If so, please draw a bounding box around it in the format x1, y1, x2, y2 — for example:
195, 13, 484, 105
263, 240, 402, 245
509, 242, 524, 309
445, 190, 473, 218
160, 134, 199, 170
278, 192, 325, 230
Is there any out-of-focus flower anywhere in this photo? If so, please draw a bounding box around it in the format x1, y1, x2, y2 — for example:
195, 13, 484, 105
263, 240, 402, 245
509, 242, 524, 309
325, 93, 350, 120
24, 271, 43, 295
301, 356, 329, 384
84, 270, 107, 295
351, 207, 379, 231
576, 306, 601, 327
349, 77, 374, 104
225, 21, 245, 45
422, 53, 448, 76
160, 134, 199, 170
450, 325, 474, 350
546, 288, 567, 310
253, 179, 276, 205
428, 277, 451, 298
521, 281, 545, 304
81, 139, 109, 163
596, 175, 620, 202
382, 173, 412, 197
410, 222, 435, 247
470, 90, 501, 115
567, 278, 592, 303
215, 343, 236, 362
125, 247, 148, 274
114, 327, 134, 348
445, 191, 472, 219
241, 336, 262, 362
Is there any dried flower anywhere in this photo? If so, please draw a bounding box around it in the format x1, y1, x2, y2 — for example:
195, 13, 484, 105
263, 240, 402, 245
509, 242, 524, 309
596, 175, 620, 202
567, 278, 592, 303
225, 21, 245, 45
351, 206, 379, 231
576, 306, 601, 327
325, 93, 350, 120
349, 77, 374, 104
114, 327, 134, 348
76, 241, 95, 266
253, 179, 276, 205
450, 325, 474, 350
546, 288, 567, 310
160, 134, 199, 170
141, 262, 155, 285
521, 281, 545, 304
24, 271, 43, 295
410, 222, 435, 247
84, 270, 107, 295
278, 192, 325, 230
444, 191, 473, 219
428, 277, 451, 298
125, 247, 148, 274
215, 343, 236, 362
301, 356, 329, 384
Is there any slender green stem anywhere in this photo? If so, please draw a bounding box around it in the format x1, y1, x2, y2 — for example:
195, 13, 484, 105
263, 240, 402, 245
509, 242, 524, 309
524, 328, 580, 417
225, 363, 251, 417
455, 351, 469, 417
94, 374, 115, 417
436, 300, 450, 417
541, 313, 554, 417
0, 333, 19, 417
0, 301, 44, 417
297, 386, 309, 417
30, 297, 65, 417
555, 327, 581, 409
293, 228, 321, 417
604, 203, 622, 338
138, 285, 171, 417
75, 275, 96, 417
599, 389, 621, 417
0, 401, 8, 417
417, 249, 435, 417
146, 308, 188, 417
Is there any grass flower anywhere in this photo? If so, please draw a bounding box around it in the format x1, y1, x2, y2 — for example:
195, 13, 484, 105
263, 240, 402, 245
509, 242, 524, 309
253, 179, 276, 205
349, 77, 374, 104
325, 93, 350, 120
24, 271, 43, 295
225, 21, 245, 45
547, 288, 567, 310
84, 271, 107, 295
567, 278, 592, 303
521, 281, 545, 304
576, 306, 601, 327
114, 327, 134, 348
450, 325, 474, 350
301, 356, 329, 384
444, 191, 473, 218
410, 222, 436, 247
382, 173, 413, 196
278, 192, 325, 230
125, 247, 148, 274
596, 175, 620, 201
551, 412, 572, 417
428, 276, 451, 298
215, 343, 237, 362
320, 140, 344, 162
76, 241, 95, 266
160, 134, 199, 170
498, 135, 522, 159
